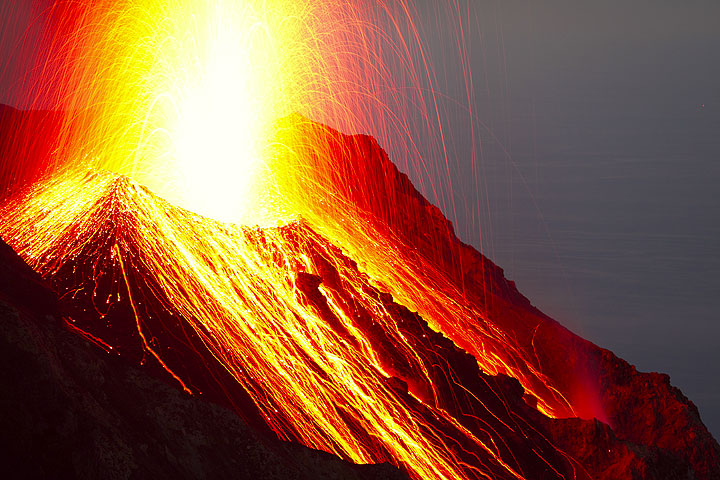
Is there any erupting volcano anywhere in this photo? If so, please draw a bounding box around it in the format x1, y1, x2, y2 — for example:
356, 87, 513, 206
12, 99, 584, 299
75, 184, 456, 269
0, 1, 718, 479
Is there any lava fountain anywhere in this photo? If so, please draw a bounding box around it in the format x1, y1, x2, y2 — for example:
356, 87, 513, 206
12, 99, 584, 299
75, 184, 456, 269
6, 0, 453, 226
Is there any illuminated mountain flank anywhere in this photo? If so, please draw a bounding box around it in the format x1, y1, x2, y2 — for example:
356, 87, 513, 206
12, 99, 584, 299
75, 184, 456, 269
0, 111, 717, 480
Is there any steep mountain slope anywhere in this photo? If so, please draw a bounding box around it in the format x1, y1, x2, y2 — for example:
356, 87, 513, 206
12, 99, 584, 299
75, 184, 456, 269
0, 107, 717, 479
1, 172, 584, 480
268, 116, 720, 479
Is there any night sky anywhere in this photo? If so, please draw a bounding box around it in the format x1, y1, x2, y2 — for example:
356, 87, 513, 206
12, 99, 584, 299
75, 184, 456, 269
2, 0, 719, 438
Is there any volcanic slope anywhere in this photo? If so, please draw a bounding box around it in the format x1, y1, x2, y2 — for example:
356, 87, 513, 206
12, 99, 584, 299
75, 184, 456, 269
268, 115, 720, 479
0, 113, 717, 479
1, 171, 585, 480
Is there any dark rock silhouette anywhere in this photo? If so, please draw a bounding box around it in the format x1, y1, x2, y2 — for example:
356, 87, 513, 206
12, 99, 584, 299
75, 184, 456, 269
0, 239, 407, 480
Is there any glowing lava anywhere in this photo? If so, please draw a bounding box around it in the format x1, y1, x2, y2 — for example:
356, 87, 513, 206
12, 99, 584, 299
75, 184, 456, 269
161, 1, 286, 223
0, 169, 586, 480
13, 1, 358, 224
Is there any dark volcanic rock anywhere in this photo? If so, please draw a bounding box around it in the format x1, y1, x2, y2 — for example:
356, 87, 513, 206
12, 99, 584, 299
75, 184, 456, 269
0, 240, 407, 480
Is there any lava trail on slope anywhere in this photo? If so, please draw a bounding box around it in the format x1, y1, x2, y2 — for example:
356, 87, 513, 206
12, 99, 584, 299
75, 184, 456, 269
1, 170, 586, 480
0, 111, 717, 479
267, 116, 720, 479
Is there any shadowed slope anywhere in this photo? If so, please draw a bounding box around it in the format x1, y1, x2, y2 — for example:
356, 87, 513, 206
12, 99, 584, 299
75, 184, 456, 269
0, 238, 407, 480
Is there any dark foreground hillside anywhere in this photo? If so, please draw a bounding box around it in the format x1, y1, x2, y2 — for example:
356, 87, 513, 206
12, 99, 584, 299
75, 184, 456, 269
0, 240, 407, 480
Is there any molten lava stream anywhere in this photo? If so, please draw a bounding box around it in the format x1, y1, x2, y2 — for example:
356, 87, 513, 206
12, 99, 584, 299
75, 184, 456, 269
0, 170, 584, 480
